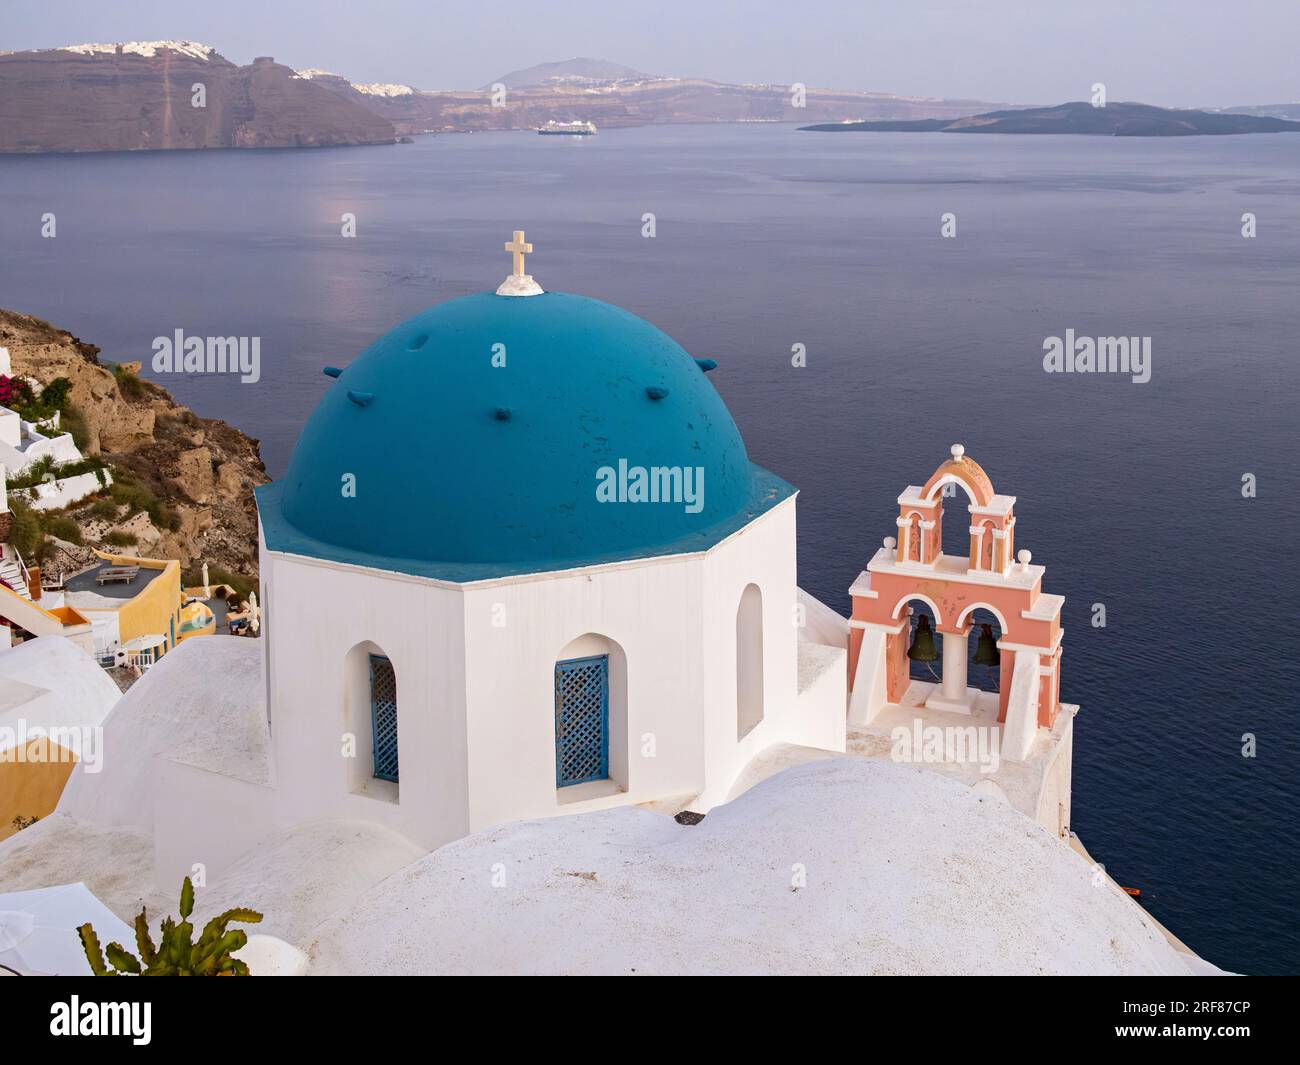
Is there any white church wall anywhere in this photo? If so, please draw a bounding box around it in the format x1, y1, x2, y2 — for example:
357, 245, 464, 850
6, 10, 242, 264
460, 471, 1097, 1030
798, 586, 850, 650
260, 544, 470, 852
1034, 716, 1074, 837
735, 583, 766, 739
698, 497, 837, 809
1003, 650, 1043, 763
460, 552, 707, 830
796, 638, 848, 739
458, 496, 843, 828
847, 626, 890, 727
259, 497, 846, 846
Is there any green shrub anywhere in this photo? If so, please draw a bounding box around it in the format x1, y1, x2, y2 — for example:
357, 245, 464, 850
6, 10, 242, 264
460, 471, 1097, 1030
5, 500, 42, 558
60, 405, 91, 451
6, 455, 57, 491
109, 475, 179, 531
79, 876, 262, 977
104, 530, 138, 547
6, 454, 107, 492
90, 498, 121, 520
5, 376, 74, 422
38, 377, 72, 410
42, 514, 83, 545
113, 365, 145, 400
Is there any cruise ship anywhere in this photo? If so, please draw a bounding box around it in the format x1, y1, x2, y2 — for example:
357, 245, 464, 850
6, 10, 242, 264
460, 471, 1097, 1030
537, 120, 597, 136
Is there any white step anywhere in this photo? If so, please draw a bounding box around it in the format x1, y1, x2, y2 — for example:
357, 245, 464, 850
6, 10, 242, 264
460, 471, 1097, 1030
0, 558, 31, 600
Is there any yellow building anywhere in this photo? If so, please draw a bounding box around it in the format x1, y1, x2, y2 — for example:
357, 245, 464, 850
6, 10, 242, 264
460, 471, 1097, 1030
0, 638, 120, 841
48, 551, 184, 665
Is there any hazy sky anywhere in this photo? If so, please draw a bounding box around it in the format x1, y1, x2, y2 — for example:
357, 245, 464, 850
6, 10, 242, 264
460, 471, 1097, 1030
5, 0, 1297, 107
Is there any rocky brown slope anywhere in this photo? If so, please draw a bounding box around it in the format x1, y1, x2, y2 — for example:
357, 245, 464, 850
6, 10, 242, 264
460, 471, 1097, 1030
1, 310, 267, 579
0, 43, 395, 153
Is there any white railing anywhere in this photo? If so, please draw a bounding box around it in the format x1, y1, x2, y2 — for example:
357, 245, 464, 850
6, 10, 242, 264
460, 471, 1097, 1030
114, 635, 168, 671
119, 648, 159, 671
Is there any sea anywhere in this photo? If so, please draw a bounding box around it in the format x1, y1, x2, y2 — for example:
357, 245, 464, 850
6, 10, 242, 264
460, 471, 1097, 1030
1, 124, 1297, 974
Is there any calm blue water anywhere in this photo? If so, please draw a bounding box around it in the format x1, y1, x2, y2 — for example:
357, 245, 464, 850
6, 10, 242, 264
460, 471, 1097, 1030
2, 125, 1297, 974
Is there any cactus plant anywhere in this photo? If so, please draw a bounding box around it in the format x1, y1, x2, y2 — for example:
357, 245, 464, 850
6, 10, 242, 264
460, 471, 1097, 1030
78, 876, 262, 976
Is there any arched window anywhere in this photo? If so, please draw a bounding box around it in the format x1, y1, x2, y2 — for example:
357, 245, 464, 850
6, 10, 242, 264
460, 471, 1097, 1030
555, 655, 609, 787
937, 483, 975, 560
904, 513, 922, 562
979, 520, 997, 570
344, 641, 399, 799
736, 583, 765, 739
369, 654, 399, 783
554, 633, 629, 795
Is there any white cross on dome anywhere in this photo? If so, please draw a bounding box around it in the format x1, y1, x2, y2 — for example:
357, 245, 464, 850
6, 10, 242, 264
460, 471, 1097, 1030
496, 229, 544, 297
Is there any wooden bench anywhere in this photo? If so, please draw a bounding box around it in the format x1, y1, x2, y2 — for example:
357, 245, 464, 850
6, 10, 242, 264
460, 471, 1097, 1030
96, 566, 140, 586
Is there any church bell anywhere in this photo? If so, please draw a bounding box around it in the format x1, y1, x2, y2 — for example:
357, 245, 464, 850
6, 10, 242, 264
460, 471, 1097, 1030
907, 614, 939, 662
973, 623, 999, 667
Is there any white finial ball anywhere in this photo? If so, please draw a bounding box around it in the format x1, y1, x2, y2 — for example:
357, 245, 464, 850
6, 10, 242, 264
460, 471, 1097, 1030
951, 444, 965, 461
884, 536, 897, 549
1017, 549, 1032, 565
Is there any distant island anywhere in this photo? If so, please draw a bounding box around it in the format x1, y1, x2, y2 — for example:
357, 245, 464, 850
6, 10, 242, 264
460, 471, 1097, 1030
799, 100, 1300, 136
6, 44, 1299, 154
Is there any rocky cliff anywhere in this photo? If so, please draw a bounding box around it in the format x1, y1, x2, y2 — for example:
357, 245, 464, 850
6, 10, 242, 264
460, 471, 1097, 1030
0, 42, 396, 153
1, 310, 267, 579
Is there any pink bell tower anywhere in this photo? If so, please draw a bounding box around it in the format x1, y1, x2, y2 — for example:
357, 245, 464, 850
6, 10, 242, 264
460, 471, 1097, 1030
846, 444, 1066, 762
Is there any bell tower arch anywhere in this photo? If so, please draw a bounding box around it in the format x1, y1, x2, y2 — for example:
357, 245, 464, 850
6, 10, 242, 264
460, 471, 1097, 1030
846, 444, 1066, 763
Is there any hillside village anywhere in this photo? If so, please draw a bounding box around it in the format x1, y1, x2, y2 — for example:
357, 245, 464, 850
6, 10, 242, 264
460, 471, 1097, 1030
1, 313, 266, 683
1, 312, 272, 844
0, 311, 266, 581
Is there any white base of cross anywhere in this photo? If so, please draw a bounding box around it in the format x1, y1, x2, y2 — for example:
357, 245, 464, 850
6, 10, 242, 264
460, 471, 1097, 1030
496, 273, 544, 297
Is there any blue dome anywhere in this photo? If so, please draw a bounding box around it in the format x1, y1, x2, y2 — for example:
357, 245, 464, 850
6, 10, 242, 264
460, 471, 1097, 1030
257, 291, 794, 582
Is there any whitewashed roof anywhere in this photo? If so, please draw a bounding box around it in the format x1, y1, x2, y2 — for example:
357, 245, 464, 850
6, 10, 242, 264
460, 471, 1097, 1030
57, 636, 269, 832
310, 758, 1198, 975
0, 637, 119, 755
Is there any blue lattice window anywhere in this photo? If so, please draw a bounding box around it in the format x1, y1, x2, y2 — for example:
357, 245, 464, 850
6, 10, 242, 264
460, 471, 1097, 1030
370, 654, 399, 783
555, 655, 609, 788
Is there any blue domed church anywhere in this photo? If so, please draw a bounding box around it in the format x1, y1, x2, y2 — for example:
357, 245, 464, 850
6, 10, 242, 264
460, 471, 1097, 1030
254, 234, 847, 849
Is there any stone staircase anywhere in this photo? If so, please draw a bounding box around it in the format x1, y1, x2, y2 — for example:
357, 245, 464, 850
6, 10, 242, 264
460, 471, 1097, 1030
0, 546, 31, 600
